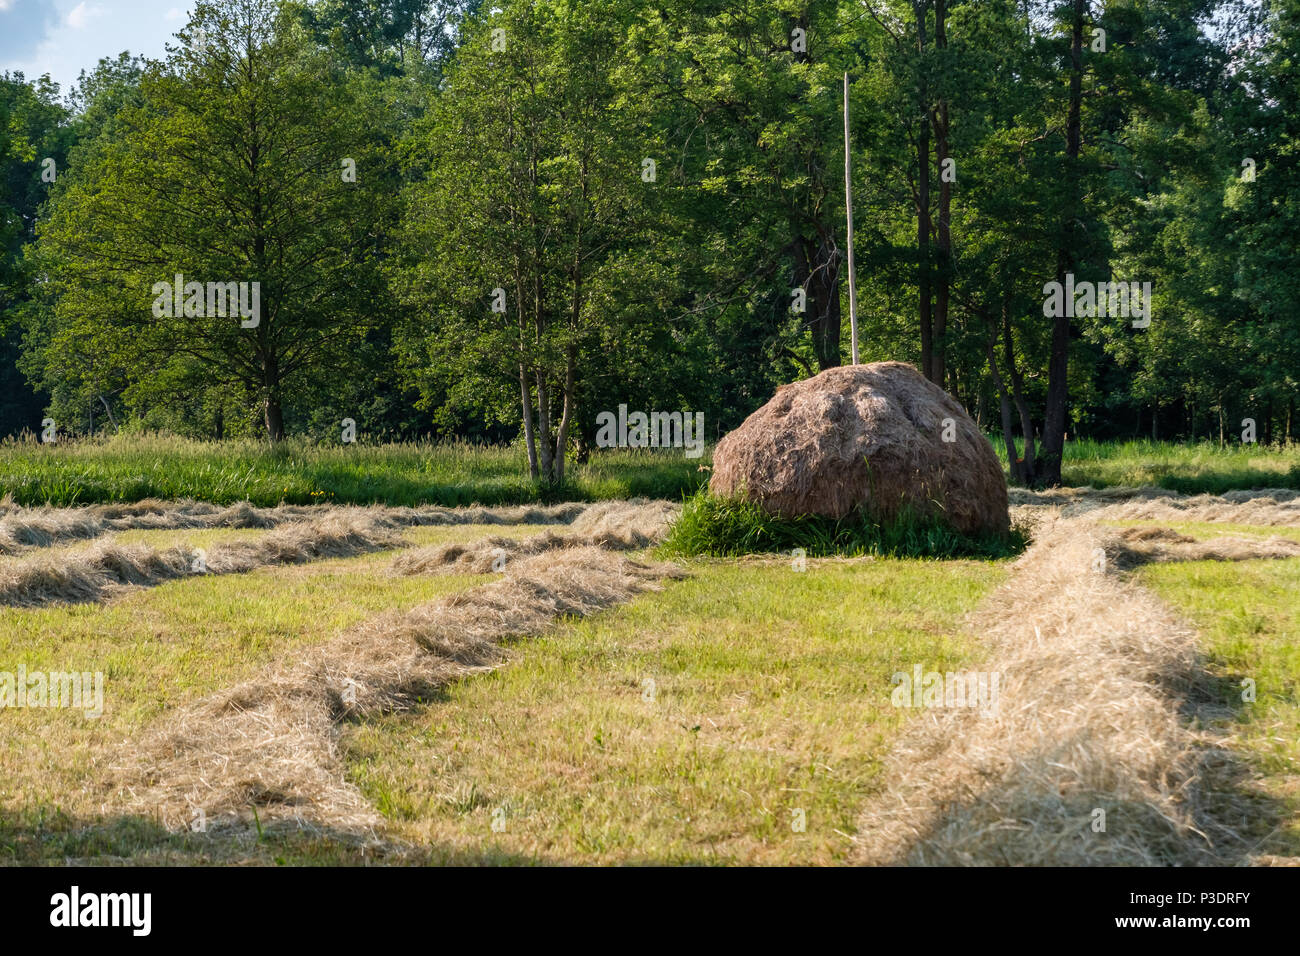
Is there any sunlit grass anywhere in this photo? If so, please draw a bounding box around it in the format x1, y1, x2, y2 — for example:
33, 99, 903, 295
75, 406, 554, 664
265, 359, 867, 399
0, 432, 708, 507
1139, 556, 1300, 856
343, 557, 1006, 864
0, 525, 539, 864
992, 437, 1300, 492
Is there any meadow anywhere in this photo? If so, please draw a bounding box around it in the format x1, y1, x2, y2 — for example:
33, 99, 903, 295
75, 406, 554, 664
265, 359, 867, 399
1, 433, 1298, 509
0, 438, 1298, 865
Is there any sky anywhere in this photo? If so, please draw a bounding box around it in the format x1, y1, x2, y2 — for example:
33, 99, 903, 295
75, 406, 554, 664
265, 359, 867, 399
1, 0, 193, 94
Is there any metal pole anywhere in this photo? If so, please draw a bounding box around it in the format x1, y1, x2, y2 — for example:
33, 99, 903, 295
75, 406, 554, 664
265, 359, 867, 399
843, 72, 859, 365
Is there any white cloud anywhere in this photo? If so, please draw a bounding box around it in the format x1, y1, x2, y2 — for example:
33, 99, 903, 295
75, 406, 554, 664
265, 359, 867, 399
165, 6, 183, 21
66, 1, 103, 29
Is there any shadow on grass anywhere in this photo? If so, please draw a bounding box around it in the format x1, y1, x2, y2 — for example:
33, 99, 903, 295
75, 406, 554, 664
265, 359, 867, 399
0, 808, 550, 866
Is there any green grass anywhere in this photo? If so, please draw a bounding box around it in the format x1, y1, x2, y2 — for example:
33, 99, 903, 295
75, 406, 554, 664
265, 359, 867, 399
1103, 519, 1300, 542
662, 489, 1028, 559
2, 433, 1297, 509
1139, 556, 1300, 856
0, 522, 1003, 868
0, 432, 707, 507
343, 556, 1006, 864
0, 522, 537, 865
0, 519, 1007, 864
992, 437, 1300, 493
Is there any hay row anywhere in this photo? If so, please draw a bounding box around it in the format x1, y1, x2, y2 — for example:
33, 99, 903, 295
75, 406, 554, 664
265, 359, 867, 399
107, 546, 685, 834
393, 500, 679, 574
0, 495, 603, 555
1111, 525, 1300, 567
854, 517, 1267, 866
1008, 485, 1300, 526
0, 514, 405, 607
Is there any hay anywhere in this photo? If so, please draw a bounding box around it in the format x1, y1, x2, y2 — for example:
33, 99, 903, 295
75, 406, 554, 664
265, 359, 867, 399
1110, 526, 1300, 567
0, 514, 405, 607
854, 517, 1259, 866
392, 500, 680, 574
709, 362, 1009, 536
109, 547, 684, 833
0, 496, 595, 555
1007, 486, 1300, 526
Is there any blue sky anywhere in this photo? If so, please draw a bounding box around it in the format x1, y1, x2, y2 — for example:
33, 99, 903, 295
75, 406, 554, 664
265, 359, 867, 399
1, 0, 194, 94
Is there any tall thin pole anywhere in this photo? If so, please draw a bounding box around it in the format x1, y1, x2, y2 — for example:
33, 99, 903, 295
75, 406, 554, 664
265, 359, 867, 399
843, 72, 859, 365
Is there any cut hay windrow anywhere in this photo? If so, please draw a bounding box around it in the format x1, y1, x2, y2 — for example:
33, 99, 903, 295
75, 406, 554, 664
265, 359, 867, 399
392, 500, 679, 574
0, 515, 405, 607
0, 495, 603, 555
1008, 486, 1300, 526
854, 517, 1265, 867
1110, 525, 1300, 566
108, 546, 684, 834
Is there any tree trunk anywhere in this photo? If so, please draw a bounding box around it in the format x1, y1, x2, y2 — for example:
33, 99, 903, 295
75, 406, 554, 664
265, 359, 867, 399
985, 321, 1022, 485
1039, 0, 1086, 486
554, 344, 576, 485
519, 362, 539, 480
792, 234, 843, 370
264, 394, 285, 443
536, 370, 553, 482
1002, 300, 1037, 483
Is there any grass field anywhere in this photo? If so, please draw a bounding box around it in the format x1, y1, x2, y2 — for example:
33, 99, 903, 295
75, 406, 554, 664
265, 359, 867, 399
0, 433, 707, 507
998, 438, 1300, 494
1139, 555, 1300, 857
344, 557, 1002, 864
0, 517, 1003, 864
2, 434, 1298, 509
3, 438, 1300, 865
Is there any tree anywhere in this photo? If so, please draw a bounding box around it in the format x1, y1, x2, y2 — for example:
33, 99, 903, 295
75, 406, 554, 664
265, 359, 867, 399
29, 0, 397, 441
395, 0, 671, 482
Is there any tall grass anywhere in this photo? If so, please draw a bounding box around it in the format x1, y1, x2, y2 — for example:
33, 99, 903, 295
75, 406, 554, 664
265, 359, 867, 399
0, 433, 708, 507
990, 437, 1300, 493
3, 432, 1296, 507
662, 489, 1029, 559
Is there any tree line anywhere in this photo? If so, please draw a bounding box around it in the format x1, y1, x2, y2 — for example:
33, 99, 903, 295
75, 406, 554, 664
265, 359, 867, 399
1, 0, 1295, 485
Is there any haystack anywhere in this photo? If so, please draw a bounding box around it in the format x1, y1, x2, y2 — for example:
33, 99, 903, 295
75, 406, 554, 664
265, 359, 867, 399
709, 362, 1008, 536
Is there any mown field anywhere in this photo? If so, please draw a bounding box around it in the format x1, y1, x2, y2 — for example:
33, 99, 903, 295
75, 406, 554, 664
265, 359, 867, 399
0, 513, 1002, 864
1, 440, 1298, 865
1138, 553, 1300, 857
2, 434, 1299, 508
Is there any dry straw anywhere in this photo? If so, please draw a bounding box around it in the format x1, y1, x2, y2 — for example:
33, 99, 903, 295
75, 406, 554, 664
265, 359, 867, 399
108, 547, 684, 834
0, 494, 593, 555
393, 500, 679, 574
855, 515, 1274, 866
1008, 486, 1300, 526
0, 514, 404, 607
709, 362, 1009, 536
1110, 525, 1300, 566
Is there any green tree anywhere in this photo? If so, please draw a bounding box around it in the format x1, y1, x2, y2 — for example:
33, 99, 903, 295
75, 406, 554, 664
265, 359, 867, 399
395, 0, 674, 482
29, 0, 397, 441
